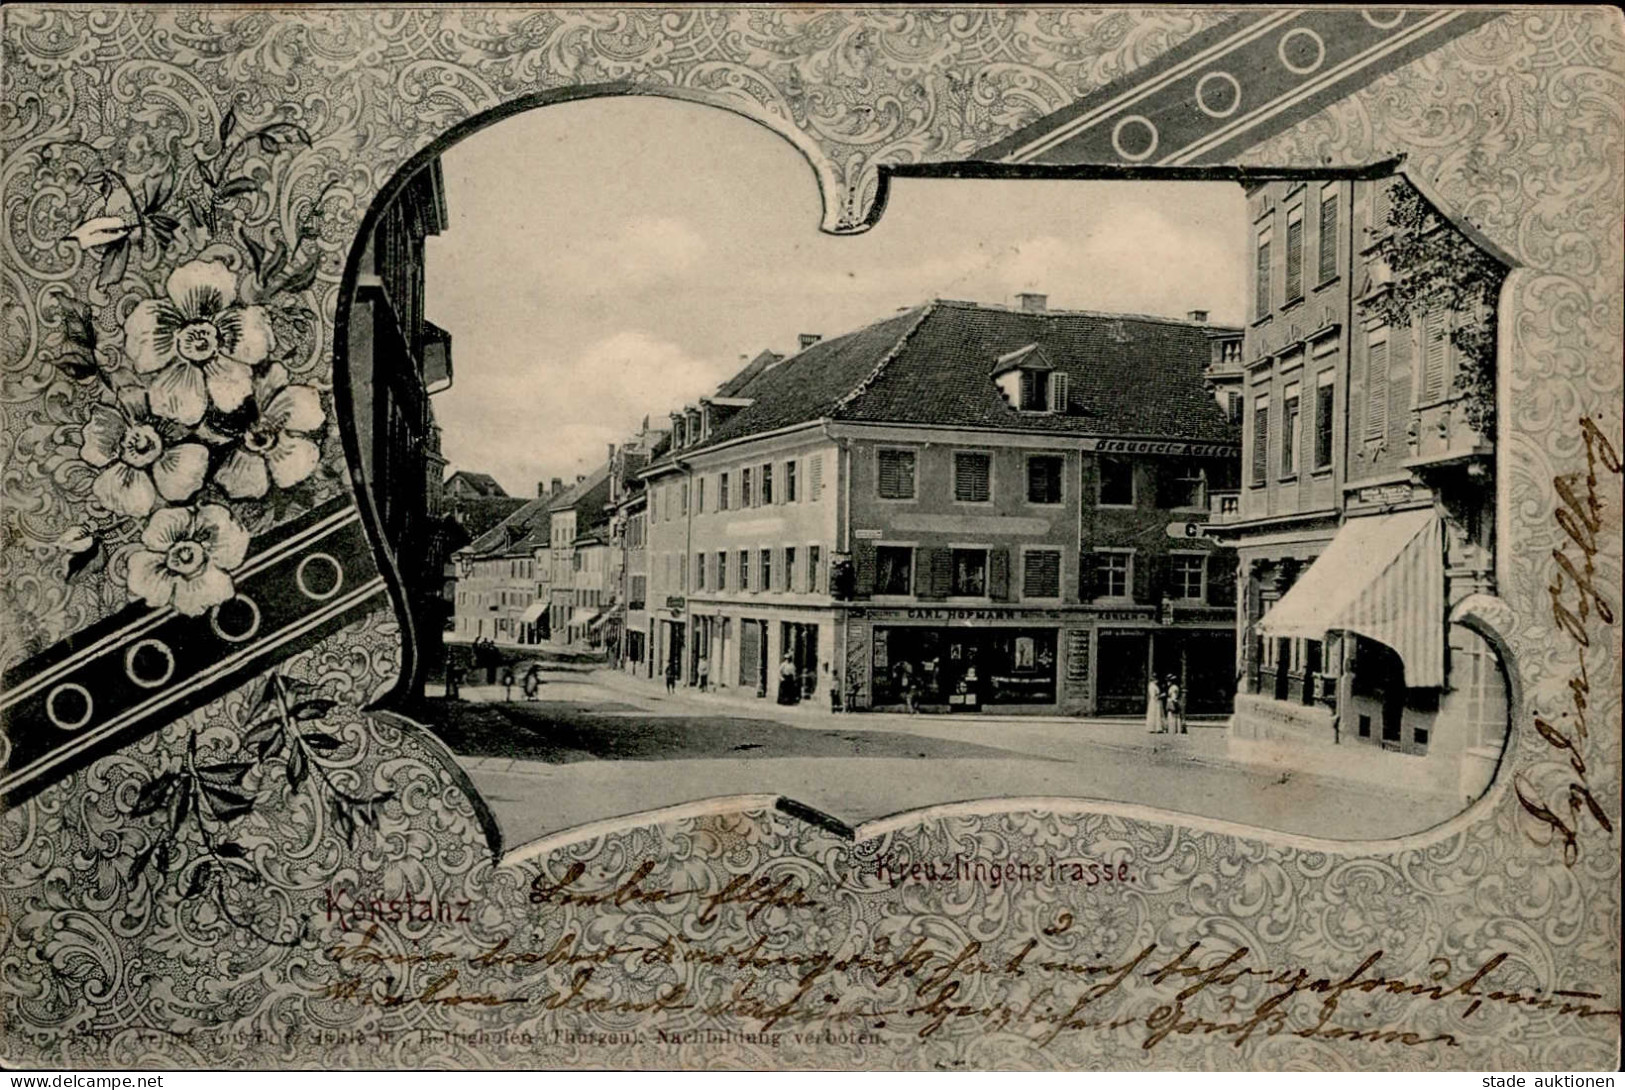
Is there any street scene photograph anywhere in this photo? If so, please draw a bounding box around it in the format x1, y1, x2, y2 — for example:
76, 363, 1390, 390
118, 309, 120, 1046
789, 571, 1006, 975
350, 95, 1512, 851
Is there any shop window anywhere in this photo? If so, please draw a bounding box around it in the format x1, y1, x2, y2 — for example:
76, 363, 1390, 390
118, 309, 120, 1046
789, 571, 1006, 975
878, 449, 916, 499
951, 549, 988, 597
1027, 455, 1063, 505
1022, 550, 1061, 599
1095, 551, 1131, 599
1099, 457, 1134, 506
954, 451, 992, 503
875, 546, 913, 596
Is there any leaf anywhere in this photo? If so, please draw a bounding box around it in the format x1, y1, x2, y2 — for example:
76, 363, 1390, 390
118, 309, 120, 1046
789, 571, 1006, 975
195, 155, 216, 189
287, 744, 308, 792
203, 787, 254, 822
142, 175, 171, 217
60, 299, 97, 350
247, 675, 280, 720
96, 238, 130, 288
219, 108, 236, 146
147, 214, 180, 250
64, 535, 105, 581
186, 196, 209, 229
264, 238, 288, 281
185, 862, 213, 898
170, 784, 193, 832
274, 258, 320, 296
65, 216, 135, 249
127, 842, 157, 883
258, 133, 279, 154
196, 761, 253, 787
300, 731, 342, 753
131, 772, 178, 816
242, 234, 266, 277
217, 177, 260, 199
290, 699, 337, 721
154, 840, 171, 875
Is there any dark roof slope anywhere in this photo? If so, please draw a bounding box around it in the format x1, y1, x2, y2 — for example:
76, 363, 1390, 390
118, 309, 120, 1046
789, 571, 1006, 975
461, 496, 552, 558
714, 349, 784, 398
444, 470, 507, 497
662, 301, 1237, 459
446, 495, 529, 539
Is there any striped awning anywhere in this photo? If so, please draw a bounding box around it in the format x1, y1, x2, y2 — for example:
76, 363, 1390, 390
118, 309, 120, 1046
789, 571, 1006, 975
518, 601, 548, 624
1257, 508, 1445, 687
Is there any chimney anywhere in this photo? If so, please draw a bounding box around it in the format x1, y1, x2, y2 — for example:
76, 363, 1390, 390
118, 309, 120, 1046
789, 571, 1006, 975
798, 333, 821, 350
550, 477, 563, 496
1187, 309, 1210, 323
607, 442, 616, 465
537, 481, 547, 498
1016, 292, 1047, 313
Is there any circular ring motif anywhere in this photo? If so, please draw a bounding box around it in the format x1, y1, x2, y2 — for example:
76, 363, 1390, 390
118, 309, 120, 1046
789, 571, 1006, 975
295, 552, 345, 602
46, 683, 94, 731
124, 638, 176, 689
209, 594, 262, 644
1360, 9, 1406, 29
1110, 115, 1159, 162
1194, 71, 1243, 119
1277, 28, 1327, 76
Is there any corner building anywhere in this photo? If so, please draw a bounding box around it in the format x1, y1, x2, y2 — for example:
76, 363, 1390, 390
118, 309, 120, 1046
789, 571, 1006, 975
1212, 176, 1508, 802
641, 296, 1242, 716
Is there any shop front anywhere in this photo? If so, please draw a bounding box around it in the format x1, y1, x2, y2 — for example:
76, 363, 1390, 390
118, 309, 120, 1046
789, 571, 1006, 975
1092, 618, 1237, 717
848, 607, 1076, 714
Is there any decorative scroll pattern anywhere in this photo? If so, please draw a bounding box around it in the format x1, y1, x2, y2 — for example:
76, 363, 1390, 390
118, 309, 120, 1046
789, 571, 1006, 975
0, 5, 1620, 1071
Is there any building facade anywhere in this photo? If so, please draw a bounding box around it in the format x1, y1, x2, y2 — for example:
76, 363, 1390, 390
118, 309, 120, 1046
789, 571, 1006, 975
345, 158, 453, 698
642, 296, 1243, 716
450, 492, 555, 644
546, 468, 611, 645
1213, 174, 1508, 802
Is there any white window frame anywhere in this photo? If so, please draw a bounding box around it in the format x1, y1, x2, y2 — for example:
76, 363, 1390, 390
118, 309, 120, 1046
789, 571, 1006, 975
1094, 548, 1134, 602
1019, 545, 1064, 603
1168, 550, 1208, 603
951, 448, 995, 506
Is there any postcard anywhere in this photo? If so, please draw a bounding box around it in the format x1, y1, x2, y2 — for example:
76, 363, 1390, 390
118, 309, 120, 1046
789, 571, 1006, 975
1, 4, 1620, 1072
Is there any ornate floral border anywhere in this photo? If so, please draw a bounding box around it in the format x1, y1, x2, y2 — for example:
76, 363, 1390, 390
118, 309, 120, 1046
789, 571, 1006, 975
1, 6, 1620, 1070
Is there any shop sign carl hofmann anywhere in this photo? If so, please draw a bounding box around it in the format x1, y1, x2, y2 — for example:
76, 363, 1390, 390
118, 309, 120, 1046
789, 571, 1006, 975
0, 3, 1620, 1074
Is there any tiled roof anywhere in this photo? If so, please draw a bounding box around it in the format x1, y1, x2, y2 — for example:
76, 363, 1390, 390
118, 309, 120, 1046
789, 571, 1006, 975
446, 495, 529, 539
546, 464, 612, 527
444, 470, 507, 496
714, 349, 784, 398
460, 496, 552, 557
666, 301, 1238, 455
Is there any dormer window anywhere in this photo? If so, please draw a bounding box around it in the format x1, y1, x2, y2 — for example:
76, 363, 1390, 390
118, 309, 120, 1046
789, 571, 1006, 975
991, 344, 1069, 415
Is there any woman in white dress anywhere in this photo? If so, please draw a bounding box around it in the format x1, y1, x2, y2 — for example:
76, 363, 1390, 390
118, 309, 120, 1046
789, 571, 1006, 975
1146, 676, 1165, 733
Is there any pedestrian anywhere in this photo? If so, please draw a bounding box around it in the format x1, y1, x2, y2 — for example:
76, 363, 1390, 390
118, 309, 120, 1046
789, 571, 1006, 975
500, 666, 514, 702
777, 654, 798, 705
665, 659, 678, 694
697, 656, 710, 693
445, 659, 463, 701
1168, 679, 1186, 734
1145, 675, 1164, 734
522, 663, 543, 701
829, 668, 844, 714
899, 661, 918, 714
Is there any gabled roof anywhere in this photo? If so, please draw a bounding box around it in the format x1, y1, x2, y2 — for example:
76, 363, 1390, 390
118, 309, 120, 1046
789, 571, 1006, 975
460, 495, 552, 558
714, 349, 784, 398
444, 470, 508, 497
649, 301, 1239, 463
446, 495, 529, 539
990, 343, 1054, 376
546, 464, 613, 530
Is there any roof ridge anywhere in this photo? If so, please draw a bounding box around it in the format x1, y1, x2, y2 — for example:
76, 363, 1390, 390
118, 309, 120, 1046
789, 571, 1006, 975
931, 296, 1241, 330
830, 303, 936, 415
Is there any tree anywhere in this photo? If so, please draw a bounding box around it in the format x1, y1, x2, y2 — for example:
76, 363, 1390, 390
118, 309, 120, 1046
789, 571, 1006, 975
1361, 179, 1508, 435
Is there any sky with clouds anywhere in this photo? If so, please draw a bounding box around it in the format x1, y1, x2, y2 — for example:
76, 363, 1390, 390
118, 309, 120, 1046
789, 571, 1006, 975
426, 97, 1248, 497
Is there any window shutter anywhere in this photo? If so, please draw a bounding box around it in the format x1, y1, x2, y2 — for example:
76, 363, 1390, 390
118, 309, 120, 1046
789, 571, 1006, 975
989, 548, 1011, 601
1019, 370, 1037, 411
1285, 209, 1304, 301
954, 452, 990, 502
929, 549, 954, 599
810, 455, 823, 500
1255, 230, 1272, 318
912, 548, 937, 599
1318, 192, 1339, 284
853, 540, 876, 599
1049, 372, 1070, 414
1365, 338, 1389, 440
1251, 403, 1270, 485
1023, 550, 1060, 598
1422, 311, 1449, 402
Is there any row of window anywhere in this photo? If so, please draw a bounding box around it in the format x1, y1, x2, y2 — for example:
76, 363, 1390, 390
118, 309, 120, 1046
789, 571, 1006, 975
1251, 366, 1336, 485
1256, 181, 1341, 319
873, 450, 1214, 509
651, 455, 826, 522
654, 545, 828, 596
870, 545, 1207, 602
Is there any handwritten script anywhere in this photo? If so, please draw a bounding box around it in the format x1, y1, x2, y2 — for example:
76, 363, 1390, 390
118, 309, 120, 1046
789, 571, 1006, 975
1516, 415, 1621, 866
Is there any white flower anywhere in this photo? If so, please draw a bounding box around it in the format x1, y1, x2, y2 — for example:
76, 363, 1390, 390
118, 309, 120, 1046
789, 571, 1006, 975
79, 388, 209, 518
127, 505, 250, 616
123, 260, 275, 426
211, 364, 325, 499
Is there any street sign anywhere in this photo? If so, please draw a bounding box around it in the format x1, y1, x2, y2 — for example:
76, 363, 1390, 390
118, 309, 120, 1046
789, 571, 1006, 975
1165, 521, 1211, 540
853, 529, 883, 540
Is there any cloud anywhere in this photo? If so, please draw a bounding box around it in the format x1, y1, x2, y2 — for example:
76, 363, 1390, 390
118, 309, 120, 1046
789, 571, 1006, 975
435, 330, 726, 494
551, 216, 707, 288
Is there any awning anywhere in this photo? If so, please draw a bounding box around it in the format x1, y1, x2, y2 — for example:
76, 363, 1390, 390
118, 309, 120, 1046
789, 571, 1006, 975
569, 609, 600, 628
1257, 508, 1445, 687
518, 601, 548, 624
588, 613, 612, 630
